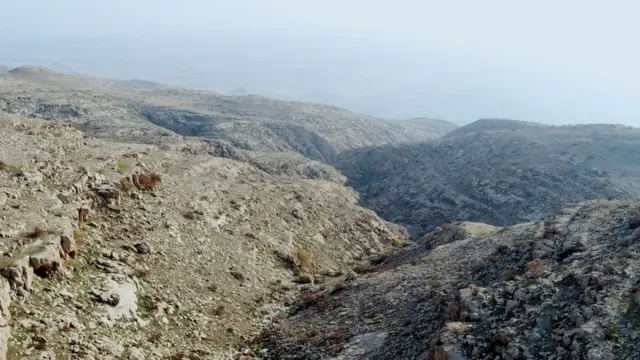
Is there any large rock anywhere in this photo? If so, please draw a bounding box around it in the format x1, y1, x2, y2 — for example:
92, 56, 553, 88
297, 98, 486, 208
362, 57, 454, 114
29, 240, 63, 278
0, 278, 10, 360
1, 257, 34, 293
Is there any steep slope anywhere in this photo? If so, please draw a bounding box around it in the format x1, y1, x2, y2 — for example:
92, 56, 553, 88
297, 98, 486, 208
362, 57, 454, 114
0, 112, 407, 359
336, 119, 640, 236
257, 200, 640, 360
0, 67, 456, 161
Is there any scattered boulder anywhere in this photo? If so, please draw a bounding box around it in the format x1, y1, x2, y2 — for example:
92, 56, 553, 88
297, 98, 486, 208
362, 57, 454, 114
29, 242, 63, 278
133, 242, 151, 254
60, 235, 77, 259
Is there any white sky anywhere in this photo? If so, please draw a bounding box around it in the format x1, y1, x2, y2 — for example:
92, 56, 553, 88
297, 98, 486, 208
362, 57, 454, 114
2, 0, 639, 125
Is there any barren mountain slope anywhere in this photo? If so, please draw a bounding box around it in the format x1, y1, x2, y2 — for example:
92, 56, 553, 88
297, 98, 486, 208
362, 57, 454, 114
0, 68, 456, 161
336, 119, 640, 236
393, 117, 459, 141
258, 199, 640, 360
0, 112, 407, 360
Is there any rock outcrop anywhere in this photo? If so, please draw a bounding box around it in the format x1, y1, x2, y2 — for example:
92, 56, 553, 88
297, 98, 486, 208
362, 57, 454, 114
257, 200, 640, 360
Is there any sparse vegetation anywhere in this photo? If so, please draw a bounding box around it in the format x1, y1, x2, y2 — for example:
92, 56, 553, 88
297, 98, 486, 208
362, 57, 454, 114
489, 332, 509, 351
230, 270, 245, 282
525, 259, 549, 278
73, 227, 84, 242
542, 220, 558, 238
136, 294, 155, 318
353, 263, 376, 274
295, 249, 313, 272
116, 159, 129, 172
134, 269, 151, 278
5, 164, 22, 175
604, 323, 619, 341
212, 304, 225, 316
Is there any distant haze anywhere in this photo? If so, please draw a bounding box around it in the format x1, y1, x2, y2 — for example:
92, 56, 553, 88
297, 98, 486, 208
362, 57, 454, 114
1, 0, 639, 126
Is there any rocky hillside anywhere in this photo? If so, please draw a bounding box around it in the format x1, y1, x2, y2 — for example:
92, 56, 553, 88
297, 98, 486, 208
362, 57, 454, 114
5, 65, 640, 360
393, 117, 459, 141
336, 119, 640, 236
0, 67, 456, 162
0, 112, 407, 360
257, 199, 640, 360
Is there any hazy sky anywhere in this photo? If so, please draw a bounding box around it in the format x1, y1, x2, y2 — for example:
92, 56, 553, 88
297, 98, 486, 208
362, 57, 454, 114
2, 0, 639, 125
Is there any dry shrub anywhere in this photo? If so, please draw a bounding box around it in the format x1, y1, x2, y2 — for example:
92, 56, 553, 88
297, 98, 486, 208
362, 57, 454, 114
329, 328, 348, 356
604, 323, 619, 341
295, 249, 313, 271
73, 228, 84, 242
525, 259, 549, 278
300, 293, 317, 306
148, 332, 162, 343
170, 352, 185, 360
296, 335, 311, 345
134, 269, 151, 278
542, 221, 558, 238
353, 263, 376, 274
212, 305, 225, 316
116, 159, 129, 172
496, 244, 510, 254
32, 334, 48, 350
1, 161, 22, 175
182, 211, 197, 220
230, 270, 245, 282
315, 296, 329, 312
250, 333, 264, 345
489, 332, 509, 352
376, 264, 397, 273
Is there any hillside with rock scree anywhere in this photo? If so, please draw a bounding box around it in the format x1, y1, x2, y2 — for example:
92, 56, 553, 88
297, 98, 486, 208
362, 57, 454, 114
0, 112, 407, 359
256, 200, 640, 360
